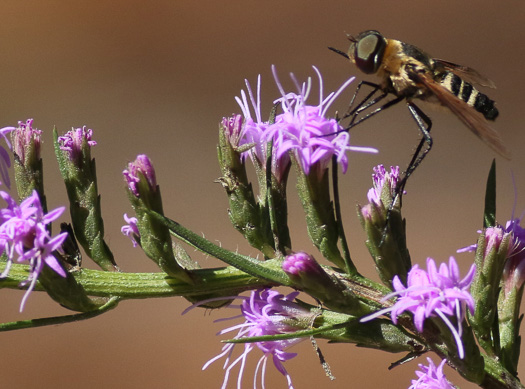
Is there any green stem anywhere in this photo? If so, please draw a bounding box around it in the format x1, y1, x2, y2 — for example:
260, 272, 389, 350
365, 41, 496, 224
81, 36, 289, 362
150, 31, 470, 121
0, 297, 120, 332
0, 262, 277, 299
331, 157, 358, 276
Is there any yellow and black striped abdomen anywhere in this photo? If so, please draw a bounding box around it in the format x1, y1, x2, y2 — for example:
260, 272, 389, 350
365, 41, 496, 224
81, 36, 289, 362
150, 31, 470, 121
438, 72, 498, 120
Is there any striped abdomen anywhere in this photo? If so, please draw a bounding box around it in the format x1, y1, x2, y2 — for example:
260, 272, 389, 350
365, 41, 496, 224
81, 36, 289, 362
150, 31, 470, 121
439, 72, 498, 120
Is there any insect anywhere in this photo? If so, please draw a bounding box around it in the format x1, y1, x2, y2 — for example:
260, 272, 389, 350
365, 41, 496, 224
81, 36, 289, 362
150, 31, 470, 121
330, 30, 510, 195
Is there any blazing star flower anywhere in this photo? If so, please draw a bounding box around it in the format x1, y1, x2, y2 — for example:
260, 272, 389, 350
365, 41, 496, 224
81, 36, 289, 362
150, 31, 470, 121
123, 154, 157, 197
235, 66, 377, 180
190, 288, 308, 389
367, 165, 401, 206
266, 66, 377, 176
409, 358, 454, 389
0, 125, 16, 188
121, 213, 140, 247
457, 225, 507, 256
12, 118, 42, 164
235, 74, 284, 180
0, 190, 68, 310
221, 114, 244, 148
361, 256, 476, 359
57, 126, 97, 163
501, 217, 525, 294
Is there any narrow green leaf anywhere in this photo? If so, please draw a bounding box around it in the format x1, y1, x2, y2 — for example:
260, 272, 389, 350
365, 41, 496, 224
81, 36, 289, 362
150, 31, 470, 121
148, 210, 291, 285
484, 159, 497, 228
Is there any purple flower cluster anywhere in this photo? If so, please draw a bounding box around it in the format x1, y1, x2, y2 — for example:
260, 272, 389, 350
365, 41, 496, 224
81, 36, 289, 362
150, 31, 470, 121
121, 213, 140, 247
367, 165, 401, 206
501, 217, 525, 293
196, 288, 308, 389
123, 154, 157, 197
234, 66, 377, 179
0, 125, 15, 188
0, 190, 68, 310
12, 118, 42, 164
57, 126, 97, 163
409, 358, 454, 389
361, 257, 476, 359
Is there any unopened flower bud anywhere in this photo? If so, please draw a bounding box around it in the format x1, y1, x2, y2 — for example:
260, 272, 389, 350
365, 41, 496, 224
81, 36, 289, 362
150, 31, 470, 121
124, 155, 193, 283
11, 119, 45, 205
123, 154, 157, 198
358, 165, 411, 287
469, 226, 511, 355
55, 126, 117, 271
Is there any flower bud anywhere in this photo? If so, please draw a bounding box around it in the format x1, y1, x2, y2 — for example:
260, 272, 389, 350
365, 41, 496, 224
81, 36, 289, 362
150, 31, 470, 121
497, 218, 525, 375
282, 252, 370, 315
55, 127, 117, 271
469, 226, 511, 354
124, 155, 193, 284
217, 115, 276, 258
11, 119, 46, 210
357, 165, 411, 287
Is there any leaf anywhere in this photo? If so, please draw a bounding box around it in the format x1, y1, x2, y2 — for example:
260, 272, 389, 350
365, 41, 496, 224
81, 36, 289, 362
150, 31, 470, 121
483, 159, 497, 228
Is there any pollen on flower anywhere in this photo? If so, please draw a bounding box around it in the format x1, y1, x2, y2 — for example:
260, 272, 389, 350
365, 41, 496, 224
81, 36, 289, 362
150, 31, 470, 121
188, 288, 309, 389
0, 190, 68, 311
361, 256, 476, 359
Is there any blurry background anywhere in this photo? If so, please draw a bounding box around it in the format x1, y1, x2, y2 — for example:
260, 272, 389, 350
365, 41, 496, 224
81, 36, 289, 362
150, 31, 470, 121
0, 1, 524, 388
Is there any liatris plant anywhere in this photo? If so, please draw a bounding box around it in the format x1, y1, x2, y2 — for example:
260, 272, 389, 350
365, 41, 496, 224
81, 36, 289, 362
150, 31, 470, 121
0, 66, 522, 389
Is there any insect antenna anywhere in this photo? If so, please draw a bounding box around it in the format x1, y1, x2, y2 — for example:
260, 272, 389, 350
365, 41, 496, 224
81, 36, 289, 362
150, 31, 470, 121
327, 46, 349, 59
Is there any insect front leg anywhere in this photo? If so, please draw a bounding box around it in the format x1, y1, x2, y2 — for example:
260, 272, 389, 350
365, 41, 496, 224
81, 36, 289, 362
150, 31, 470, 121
342, 81, 385, 126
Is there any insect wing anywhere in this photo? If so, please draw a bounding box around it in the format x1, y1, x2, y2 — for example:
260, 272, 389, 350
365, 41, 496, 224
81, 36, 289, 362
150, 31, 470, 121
415, 73, 511, 159
433, 59, 496, 88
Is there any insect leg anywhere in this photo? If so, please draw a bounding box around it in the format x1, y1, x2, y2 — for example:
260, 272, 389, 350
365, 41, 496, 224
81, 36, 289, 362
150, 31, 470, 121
396, 102, 433, 198
342, 81, 383, 122
380, 102, 433, 246
348, 95, 404, 129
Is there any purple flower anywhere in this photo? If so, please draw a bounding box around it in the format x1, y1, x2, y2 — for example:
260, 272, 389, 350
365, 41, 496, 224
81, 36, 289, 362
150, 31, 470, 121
222, 114, 245, 149
367, 165, 401, 206
409, 358, 454, 389
192, 289, 308, 389
0, 125, 15, 188
282, 252, 319, 275
502, 217, 525, 294
121, 213, 140, 247
235, 66, 377, 180
0, 190, 68, 310
123, 154, 157, 197
12, 118, 42, 164
235, 74, 284, 180
57, 126, 97, 163
361, 257, 476, 359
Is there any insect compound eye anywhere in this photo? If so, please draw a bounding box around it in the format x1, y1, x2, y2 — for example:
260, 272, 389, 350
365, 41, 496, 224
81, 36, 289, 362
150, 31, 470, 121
354, 31, 386, 74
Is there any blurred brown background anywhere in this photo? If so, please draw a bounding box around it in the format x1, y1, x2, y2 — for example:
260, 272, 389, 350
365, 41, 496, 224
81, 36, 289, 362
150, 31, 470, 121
0, 1, 524, 388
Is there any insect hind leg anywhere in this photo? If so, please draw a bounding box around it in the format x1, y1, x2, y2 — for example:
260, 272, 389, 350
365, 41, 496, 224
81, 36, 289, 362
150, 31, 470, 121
380, 102, 433, 246
395, 102, 433, 202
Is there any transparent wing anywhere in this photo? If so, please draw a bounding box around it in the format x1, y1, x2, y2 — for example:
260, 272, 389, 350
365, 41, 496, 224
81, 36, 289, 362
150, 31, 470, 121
415, 72, 510, 159
433, 59, 496, 88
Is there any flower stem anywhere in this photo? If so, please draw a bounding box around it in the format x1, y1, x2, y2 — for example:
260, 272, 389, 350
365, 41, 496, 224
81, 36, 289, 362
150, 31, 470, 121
0, 296, 120, 332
